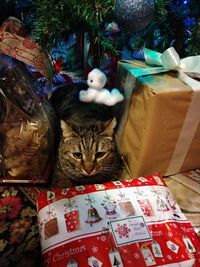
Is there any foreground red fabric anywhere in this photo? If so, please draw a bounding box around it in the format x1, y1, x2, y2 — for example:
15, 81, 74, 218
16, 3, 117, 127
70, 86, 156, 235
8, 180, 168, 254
37, 174, 200, 267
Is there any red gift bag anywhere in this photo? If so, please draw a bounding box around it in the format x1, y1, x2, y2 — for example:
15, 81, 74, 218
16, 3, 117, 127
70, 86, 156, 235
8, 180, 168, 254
37, 174, 200, 267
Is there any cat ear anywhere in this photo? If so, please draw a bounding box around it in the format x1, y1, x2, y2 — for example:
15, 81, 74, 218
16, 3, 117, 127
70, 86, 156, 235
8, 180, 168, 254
60, 120, 78, 140
100, 117, 117, 138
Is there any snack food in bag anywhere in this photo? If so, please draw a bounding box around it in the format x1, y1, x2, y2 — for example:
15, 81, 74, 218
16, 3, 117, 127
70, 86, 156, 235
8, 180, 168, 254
0, 54, 55, 183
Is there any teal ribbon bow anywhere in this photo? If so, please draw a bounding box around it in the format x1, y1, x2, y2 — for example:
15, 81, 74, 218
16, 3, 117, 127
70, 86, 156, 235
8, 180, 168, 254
130, 47, 200, 91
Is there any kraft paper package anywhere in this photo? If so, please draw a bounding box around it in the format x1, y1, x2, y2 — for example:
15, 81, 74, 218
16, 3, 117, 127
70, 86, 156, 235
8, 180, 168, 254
115, 48, 200, 178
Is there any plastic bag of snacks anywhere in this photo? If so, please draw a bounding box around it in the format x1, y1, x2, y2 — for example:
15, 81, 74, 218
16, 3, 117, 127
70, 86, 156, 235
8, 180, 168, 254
37, 174, 200, 267
0, 54, 55, 183
0, 53, 55, 183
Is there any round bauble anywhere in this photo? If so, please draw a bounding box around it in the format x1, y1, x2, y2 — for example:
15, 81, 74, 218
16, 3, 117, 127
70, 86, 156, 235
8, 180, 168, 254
114, 0, 155, 33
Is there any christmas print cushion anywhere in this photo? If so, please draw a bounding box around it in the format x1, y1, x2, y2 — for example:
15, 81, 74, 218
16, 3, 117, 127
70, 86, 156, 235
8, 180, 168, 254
37, 174, 200, 267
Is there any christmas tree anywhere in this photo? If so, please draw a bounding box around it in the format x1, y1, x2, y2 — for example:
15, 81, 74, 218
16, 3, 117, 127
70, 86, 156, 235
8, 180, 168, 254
130, 0, 200, 57
1, 0, 200, 63
32, 0, 200, 59
33, 0, 120, 67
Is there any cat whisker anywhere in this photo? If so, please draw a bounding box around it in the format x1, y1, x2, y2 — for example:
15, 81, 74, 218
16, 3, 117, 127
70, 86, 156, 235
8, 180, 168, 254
101, 165, 121, 173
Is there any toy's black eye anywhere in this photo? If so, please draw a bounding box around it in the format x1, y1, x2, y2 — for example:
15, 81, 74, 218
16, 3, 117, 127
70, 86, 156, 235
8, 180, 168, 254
73, 152, 82, 159
96, 152, 106, 158
90, 80, 93, 83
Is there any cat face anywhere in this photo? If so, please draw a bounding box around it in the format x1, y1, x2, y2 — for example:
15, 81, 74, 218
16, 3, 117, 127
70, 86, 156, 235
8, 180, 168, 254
58, 118, 119, 184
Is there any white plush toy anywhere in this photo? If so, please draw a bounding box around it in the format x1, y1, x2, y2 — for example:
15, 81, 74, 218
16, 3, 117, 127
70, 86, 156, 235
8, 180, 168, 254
79, 68, 124, 106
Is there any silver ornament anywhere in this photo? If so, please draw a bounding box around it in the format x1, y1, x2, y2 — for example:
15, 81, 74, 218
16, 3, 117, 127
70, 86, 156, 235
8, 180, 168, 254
115, 0, 155, 33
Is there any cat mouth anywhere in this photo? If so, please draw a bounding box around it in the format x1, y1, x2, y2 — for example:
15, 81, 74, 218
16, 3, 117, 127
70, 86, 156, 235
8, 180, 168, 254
81, 169, 97, 176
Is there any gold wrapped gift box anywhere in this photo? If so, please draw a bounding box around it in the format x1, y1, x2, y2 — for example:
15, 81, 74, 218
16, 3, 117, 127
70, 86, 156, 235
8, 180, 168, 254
115, 59, 200, 177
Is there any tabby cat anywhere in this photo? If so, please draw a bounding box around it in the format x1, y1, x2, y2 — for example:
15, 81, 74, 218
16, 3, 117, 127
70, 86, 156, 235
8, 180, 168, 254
50, 83, 123, 188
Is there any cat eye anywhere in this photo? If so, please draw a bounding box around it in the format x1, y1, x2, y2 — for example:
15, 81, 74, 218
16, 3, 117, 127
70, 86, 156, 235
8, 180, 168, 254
72, 152, 82, 159
95, 152, 106, 158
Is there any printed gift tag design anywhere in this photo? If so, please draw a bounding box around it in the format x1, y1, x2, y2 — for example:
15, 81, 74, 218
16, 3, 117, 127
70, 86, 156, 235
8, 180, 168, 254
141, 245, 156, 266
152, 240, 163, 258
166, 241, 179, 254
66, 259, 78, 267
88, 256, 103, 267
109, 248, 124, 267
183, 236, 196, 253
47, 191, 56, 201
110, 216, 151, 246
44, 217, 58, 239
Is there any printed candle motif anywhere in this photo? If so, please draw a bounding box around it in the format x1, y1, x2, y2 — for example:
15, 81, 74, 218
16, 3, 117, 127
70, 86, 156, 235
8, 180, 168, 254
44, 217, 58, 239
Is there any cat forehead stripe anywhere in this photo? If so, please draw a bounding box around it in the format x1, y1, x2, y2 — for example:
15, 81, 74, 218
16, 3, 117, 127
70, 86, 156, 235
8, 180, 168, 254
89, 137, 95, 150
81, 135, 95, 150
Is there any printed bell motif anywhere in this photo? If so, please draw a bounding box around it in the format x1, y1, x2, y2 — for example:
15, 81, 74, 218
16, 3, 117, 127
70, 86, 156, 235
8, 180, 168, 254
85, 206, 102, 226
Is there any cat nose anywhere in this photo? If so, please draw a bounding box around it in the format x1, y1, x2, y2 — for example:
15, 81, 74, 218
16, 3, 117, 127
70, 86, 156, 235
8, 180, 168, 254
84, 162, 94, 175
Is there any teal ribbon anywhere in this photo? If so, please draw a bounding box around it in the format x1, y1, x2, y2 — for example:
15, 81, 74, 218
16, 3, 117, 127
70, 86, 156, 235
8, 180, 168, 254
129, 47, 200, 91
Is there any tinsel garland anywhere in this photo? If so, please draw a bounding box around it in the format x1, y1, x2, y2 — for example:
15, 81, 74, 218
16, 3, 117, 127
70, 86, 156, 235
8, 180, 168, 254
0, 0, 200, 60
